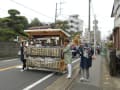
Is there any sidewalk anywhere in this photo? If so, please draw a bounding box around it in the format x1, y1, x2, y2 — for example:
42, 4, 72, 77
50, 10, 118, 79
45, 55, 120, 90
45, 62, 80, 90
45, 55, 103, 90
69, 55, 102, 90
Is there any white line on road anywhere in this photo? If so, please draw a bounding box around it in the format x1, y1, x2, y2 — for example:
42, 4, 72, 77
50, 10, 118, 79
23, 73, 54, 90
0, 58, 18, 63
16, 65, 22, 68
22, 58, 80, 90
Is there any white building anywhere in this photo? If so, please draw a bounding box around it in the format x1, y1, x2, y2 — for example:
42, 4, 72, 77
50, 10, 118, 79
111, 0, 120, 27
67, 14, 83, 32
84, 19, 101, 44
111, 0, 120, 50
92, 19, 101, 44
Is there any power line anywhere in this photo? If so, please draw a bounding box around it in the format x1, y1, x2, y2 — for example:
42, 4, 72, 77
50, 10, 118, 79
55, 0, 65, 22
59, 0, 65, 15
10, 0, 53, 19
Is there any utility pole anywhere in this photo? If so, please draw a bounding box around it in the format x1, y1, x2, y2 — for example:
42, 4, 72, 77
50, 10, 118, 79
93, 17, 96, 55
93, 15, 98, 55
55, 3, 58, 24
88, 0, 91, 43
54, 0, 65, 23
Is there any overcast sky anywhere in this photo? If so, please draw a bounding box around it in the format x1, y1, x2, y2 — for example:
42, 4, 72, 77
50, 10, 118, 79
0, 0, 114, 39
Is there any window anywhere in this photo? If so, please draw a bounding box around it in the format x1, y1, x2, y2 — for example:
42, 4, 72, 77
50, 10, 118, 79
70, 25, 73, 28
70, 20, 74, 23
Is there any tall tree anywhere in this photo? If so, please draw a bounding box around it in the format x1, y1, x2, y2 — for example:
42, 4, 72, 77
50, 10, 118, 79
50, 20, 69, 31
0, 9, 29, 41
29, 18, 43, 27
7, 9, 28, 30
8, 9, 20, 17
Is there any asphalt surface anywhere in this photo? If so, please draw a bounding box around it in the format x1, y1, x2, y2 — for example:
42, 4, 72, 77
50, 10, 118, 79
0, 58, 59, 90
70, 55, 102, 90
0, 58, 20, 68
0, 58, 79, 90
0, 56, 120, 90
70, 55, 120, 90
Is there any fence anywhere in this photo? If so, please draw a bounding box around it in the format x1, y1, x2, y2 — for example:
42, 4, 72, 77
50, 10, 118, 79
0, 41, 19, 59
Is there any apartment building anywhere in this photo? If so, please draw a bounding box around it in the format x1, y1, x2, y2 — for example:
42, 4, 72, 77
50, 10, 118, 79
67, 14, 83, 33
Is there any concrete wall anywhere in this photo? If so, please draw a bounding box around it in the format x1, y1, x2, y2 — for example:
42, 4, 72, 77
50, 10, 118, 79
0, 41, 19, 58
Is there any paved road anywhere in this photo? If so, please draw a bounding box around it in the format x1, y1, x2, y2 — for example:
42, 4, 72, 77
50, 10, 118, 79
0, 59, 54, 90
0, 58, 79, 90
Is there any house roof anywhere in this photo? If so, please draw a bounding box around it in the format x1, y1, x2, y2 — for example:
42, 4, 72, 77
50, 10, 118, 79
28, 26, 51, 30
24, 29, 71, 37
111, 0, 120, 17
111, 4, 115, 17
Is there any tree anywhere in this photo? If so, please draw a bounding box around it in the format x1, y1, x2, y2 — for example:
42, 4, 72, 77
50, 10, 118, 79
56, 20, 69, 30
8, 9, 20, 17
7, 9, 28, 34
0, 9, 29, 41
29, 18, 43, 27
50, 20, 69, 31
108, 34, 113, 41
0, 28, 16, 41
7, 9, 28, 29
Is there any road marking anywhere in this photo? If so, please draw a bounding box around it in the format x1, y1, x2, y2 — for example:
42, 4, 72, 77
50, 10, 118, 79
23, 73, 54, 90
22, 58, 79, 90
0, 65, 20, 72
16, 65, 22, 69
0, 59, 18, 63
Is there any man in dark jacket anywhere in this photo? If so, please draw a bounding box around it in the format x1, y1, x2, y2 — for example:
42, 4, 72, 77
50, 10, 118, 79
79, 45, 94, 81
20, 42, 26, 71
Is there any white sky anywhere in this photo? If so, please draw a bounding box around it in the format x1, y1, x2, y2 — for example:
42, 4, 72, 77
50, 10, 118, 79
0, 0, 114, 39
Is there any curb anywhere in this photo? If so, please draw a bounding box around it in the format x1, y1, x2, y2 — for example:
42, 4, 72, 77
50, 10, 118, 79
45, 64, 79, 90
65, 68, 79, 90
